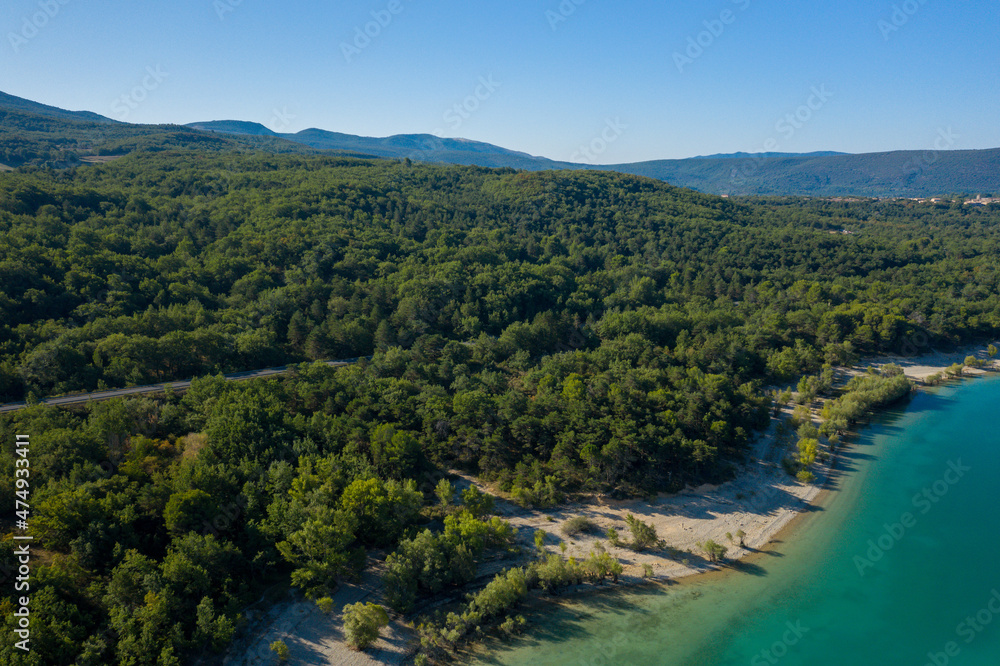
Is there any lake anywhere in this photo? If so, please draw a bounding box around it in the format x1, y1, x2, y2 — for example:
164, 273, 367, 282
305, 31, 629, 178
469, 377, 1000, 666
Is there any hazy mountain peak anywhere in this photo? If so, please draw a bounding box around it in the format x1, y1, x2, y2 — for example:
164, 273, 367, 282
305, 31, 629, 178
0, 90, 117, 124
184, 120, 277, 136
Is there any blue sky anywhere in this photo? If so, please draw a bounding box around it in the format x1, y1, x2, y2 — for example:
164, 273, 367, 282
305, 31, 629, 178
2, 0, 998, 163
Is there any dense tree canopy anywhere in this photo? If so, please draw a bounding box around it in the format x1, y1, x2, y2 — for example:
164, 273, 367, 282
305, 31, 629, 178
2, 151, 999, 663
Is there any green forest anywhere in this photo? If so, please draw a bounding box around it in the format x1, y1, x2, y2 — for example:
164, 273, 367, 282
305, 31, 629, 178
2, 150, 1000, 664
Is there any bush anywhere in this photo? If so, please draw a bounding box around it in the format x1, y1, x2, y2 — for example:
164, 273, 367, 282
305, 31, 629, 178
536, 553, 580, 589
534, 529, 547, 554
790, 404, 812, 428
462, 485, 495, 517
797, 438, 818, 468
582, 547, 623, 583
435, 478, 454, 507
700, 539, 728, 563
624, 514, 659, 551
270, 640, 290, 662
510, 476, 562, 509
499, 615, 527, 634
343, 602, 390, 650
561, 515, 596, 536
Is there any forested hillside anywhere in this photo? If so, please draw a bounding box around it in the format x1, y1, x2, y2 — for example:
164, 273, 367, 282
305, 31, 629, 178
0, 107, 320, 169
2, 151, 999, 663
604, 148, 1000, 197
3, 152, 999, 404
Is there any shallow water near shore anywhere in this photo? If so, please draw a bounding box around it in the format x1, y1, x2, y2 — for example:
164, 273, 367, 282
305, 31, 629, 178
468, 377, 1000, 666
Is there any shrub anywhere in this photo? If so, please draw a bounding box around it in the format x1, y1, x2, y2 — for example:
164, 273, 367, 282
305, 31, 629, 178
270, 640, 290, 662
561, 515, 596, 536
343, 602, 390, 650
500, 615, 527, 634
510, 476, 562, 508
536, 553, 580, 589
461, 485, 495, 517
533, 529, 547, 554
700, 539, 728, 563
624, 514, 659, 551
582, 548, 623, 583
797, 438, 818, 467
435, 478, 454, 507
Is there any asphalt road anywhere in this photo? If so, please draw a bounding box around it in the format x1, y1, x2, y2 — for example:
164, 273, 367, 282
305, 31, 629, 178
0, 357, 366, 414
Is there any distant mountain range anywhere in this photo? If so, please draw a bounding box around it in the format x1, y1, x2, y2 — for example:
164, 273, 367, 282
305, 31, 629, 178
690, 151, 848, 160
2, 90, 998, 197
0, 90, 117, 125
185, 120, 568, 170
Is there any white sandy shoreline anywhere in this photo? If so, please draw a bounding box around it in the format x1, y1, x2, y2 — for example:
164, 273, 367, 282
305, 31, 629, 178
498, 343, 999, 586
225, 343, 999, 665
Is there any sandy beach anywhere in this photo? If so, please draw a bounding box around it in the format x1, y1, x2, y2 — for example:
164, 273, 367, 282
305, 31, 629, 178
861, 345, 997, 382
492, 342, 998, 583
224, 342, 998, 665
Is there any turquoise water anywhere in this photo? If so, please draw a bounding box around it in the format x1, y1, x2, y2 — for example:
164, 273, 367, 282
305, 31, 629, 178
470, 378, 1000, 666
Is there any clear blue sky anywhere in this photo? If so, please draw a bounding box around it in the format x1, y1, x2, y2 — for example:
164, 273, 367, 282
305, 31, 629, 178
2, 0, 998, 163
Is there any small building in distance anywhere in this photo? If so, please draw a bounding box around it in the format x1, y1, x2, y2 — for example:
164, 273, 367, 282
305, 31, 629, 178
965, 195, 1000, 205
